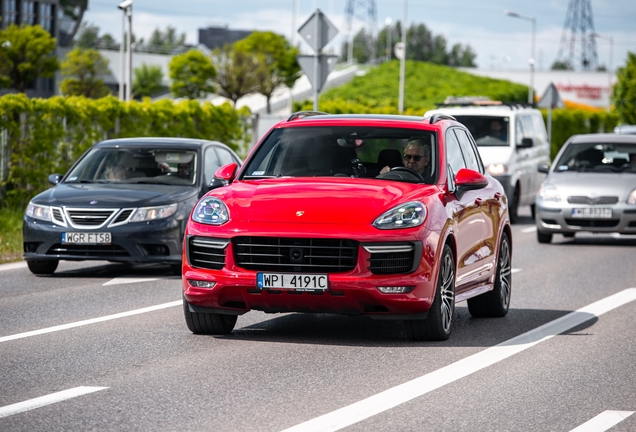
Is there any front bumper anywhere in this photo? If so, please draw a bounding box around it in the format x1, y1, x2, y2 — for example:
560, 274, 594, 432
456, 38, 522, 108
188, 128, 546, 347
535, 199, 636, 234
23, 215, 184, 264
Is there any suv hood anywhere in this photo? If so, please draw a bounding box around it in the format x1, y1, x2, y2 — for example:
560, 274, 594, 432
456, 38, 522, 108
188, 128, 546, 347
32, 183, 198, 207
214, 178, 437, 225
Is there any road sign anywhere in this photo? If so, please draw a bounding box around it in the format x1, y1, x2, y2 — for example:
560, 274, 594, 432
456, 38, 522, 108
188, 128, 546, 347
296, 54, 339, 93
537, 82, 565, 109
298, 9, 338, 53
394, 42, 405, 60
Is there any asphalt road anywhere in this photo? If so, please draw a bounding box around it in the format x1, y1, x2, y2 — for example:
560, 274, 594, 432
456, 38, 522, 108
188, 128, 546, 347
1, 207, 635, 432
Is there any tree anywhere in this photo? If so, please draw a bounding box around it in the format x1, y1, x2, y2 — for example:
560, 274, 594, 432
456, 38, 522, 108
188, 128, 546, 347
0, 24, 59, 93
74, 22, 119, 50
234, 31, 301, 113
211, 44, 259, 106
60, 47, 111, 98
133, 63, 164, 98
169, 49, 216, 99
551, 60, 573, 70
148, 26, 186, 54
612, 51, 636, 124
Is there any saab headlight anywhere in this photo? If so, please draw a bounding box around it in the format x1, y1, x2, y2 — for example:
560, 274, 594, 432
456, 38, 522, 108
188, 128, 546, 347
487, 164, 508, 175
25, 202, 51, 221
628, 188, 636, 205
538, 183, 561, 202
130, 203, 178, 222
373, 201, 426, 230
192, 197, 230, 225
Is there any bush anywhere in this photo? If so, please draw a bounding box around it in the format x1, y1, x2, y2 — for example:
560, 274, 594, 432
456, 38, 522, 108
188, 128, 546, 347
0, 94, 251, 208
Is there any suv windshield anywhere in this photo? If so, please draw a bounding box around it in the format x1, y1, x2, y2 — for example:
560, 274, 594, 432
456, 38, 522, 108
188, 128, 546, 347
242, 126, 438, 183
554, 142, 636, 173
65, 147, 198, 185
454, 115, 510, 147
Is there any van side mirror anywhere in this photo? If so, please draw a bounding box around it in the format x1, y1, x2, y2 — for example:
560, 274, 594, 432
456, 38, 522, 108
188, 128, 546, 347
538, 163, 550, 174
517, 137, 533, 149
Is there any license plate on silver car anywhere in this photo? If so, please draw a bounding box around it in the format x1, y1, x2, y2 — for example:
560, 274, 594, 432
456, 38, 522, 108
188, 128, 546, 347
62, 232, 111, 244
571, 208, 612, 219
257, 273, 328, 291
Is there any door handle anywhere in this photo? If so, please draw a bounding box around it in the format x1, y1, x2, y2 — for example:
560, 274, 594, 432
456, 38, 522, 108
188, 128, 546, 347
474, 198, 483, 206
494, 192, 502, 200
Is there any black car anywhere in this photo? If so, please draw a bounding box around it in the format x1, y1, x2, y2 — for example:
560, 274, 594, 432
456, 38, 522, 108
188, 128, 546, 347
23, 138, 242, 275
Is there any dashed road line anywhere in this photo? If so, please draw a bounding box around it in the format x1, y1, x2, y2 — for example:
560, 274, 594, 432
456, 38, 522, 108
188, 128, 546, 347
570, 410, 634, 432
281, 288, 636, 432
103, 277, 161, 286
512, 268, 522, 274
0, 387, 108, 419
0, 301, 181, 343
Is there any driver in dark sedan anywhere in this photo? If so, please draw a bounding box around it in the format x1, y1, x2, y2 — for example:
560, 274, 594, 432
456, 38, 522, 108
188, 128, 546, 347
380, 139, 431, 175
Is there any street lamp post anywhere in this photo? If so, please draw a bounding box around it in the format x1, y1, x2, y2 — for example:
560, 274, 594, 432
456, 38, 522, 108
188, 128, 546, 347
592, 32, 613, 112
505, 10, 536, 105
118, 0, 133, 101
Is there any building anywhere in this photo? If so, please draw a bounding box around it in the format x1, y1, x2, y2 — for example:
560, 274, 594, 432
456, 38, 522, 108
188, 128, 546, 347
198, 25, 252, 51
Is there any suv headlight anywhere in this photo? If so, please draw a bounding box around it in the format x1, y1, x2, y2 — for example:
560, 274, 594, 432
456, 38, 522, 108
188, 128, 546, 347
192, 197, 230, 225
538, 183, 561, 202
373, 201, 426, 230
628, 188, 636, 205
25, 202, 51, 221
487, 164, 508, 175
130, 203, 178, 222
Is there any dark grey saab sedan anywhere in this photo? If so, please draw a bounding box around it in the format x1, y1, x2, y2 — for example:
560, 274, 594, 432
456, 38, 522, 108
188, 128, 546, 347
23, 138, 242, 275
535, 133, 636, 243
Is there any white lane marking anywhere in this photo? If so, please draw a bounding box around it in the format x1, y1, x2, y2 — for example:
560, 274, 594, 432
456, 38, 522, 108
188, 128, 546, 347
103, 277, 161, 286
512, 268, 522, 274
281, 288, 636, 432
0, 301, 181, 343
0, 386, 108, 419
0, 261, 27, 272
570, 410, 634, 432
521, 226, 537, 233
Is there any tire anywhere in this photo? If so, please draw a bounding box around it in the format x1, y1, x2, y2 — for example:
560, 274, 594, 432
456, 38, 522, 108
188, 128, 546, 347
537, 231, 552, 244
509, 185, 520, 224
468, 233, 511, 318
562, 232, 575, 238
27, 260, 58, 275
404, 244, 455, 341
170, 263, 182, 275
530, 204, 536, 219
183, 297, 237, 335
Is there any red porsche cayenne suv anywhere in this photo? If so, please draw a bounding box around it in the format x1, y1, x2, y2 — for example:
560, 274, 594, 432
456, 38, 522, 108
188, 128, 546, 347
181, 112, 512, 341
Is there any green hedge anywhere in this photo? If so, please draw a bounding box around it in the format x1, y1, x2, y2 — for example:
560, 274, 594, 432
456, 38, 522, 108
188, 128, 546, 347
0, 94, 251, 208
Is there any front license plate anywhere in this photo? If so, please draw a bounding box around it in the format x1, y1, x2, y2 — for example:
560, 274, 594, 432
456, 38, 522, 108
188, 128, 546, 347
257, 273, 329, 291
62, 232, 112, 244
571, 208, 612, 219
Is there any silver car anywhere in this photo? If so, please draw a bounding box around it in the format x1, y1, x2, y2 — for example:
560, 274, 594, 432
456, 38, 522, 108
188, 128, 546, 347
535, 133, 636, 243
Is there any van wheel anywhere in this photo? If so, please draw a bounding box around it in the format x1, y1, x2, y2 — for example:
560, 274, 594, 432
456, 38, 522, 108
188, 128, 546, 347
509, 185, 520, 223
537, 231, 552, 244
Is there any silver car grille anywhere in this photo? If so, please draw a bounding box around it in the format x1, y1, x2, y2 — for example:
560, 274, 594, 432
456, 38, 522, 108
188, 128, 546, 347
567, 196, 619, 205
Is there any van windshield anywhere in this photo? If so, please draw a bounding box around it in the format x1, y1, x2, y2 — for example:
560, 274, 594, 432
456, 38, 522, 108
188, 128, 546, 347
453, 116, 510, 147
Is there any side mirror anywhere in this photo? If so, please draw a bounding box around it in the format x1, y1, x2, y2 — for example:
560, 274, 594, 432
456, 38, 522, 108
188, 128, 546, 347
454, 168, 488, 198
517, 137, 533, 149
538, 163, 550, 174
214, 163, 238, 183
207, 178, 227, 191
48, 174, 62, 185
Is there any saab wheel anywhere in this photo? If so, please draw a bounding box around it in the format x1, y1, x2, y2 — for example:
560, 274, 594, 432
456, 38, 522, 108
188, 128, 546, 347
404, 244, 455, 341
509, 186, 520, 223
27, 260, 58, 275
170, 263, 182, 275
183, 297, 237, 335
562, 232, 575, 238
468, 233, 511, 317
537, 231, 552, 244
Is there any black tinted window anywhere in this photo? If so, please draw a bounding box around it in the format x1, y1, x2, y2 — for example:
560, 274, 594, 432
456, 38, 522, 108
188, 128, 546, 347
453, 128, 481, 172
445, 129, 466, 177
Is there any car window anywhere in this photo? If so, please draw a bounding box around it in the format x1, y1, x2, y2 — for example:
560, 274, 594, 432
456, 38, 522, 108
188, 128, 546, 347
453, 115, 510, 147
453, 128, 482, 173
204, 147, 222, 183
242, 126, 438, 184
521, 115, 535, 141
445, 128, 467, 178
515, 117, 525, 146
216, 147, 238, 166
554, 142, 636, 173
532, 114, 548, 143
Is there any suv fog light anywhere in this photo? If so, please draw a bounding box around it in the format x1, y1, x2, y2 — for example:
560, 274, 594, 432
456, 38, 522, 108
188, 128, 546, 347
188, 279, 216, 289
377, 286, 414, 294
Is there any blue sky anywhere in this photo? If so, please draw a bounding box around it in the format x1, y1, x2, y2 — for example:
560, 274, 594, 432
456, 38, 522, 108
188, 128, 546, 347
85, 0, 635, 71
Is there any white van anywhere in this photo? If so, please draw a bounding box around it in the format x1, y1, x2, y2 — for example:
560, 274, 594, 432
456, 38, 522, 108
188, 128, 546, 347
425, 101, 550, 222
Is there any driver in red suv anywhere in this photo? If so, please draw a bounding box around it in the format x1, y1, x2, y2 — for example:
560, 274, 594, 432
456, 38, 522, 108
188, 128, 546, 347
380, 139, 431, 175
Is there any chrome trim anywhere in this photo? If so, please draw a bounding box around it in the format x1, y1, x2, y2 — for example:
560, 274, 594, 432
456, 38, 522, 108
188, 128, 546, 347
50, 206, 67, 227
455, 284, 491, 303
191, 238, 230, 249
108, 208, 136, 227
363, 245, 415, 254
456, 263, 494, 285
63, 207, 119, 230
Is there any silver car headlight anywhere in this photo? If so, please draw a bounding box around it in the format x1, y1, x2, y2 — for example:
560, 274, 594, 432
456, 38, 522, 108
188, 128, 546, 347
192, 197, 230, 225
130, 203, 178, 222
628, 188, 636, 205
373, 201, 426, 230
538, 183, 561, 202
487, 164, 508, 175
25, 202, 51, 221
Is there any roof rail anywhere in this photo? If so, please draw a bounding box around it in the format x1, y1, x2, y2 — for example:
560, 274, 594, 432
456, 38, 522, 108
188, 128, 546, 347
287, 111, 330, 121
427, 113, 457, 124
435, 101, 534, 110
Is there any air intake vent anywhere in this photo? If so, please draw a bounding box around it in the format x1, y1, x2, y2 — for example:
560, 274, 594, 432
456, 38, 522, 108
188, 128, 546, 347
233, 237, 358, 273
51, 207, 66, 226
364, 242, 420, 275
567, 196, 619, 205
66, 209, 116, 227
111, 209, 135, 226
188, 237, 229, 270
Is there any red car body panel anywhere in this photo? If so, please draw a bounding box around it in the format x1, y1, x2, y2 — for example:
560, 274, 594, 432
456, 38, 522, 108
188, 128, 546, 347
182, 115, 510, 319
